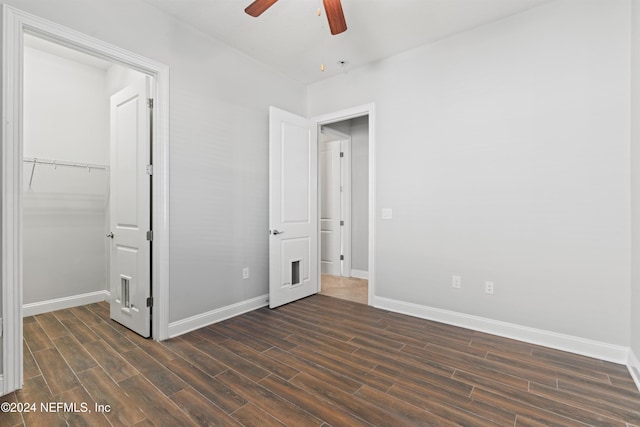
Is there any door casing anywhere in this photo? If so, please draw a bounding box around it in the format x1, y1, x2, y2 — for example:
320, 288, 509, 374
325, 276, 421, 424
313, 104, 376, 306
0, 5, 170, 396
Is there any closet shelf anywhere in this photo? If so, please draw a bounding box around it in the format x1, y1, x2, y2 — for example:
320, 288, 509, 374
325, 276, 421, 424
24, 157, 109, 187
24, 157, 109, 171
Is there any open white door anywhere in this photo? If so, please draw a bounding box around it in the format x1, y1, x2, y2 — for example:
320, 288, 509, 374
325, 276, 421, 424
269, 106, 318, 308
109, 77, 152, 337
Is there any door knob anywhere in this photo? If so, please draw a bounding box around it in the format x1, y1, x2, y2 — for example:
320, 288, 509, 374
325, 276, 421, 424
272, 229, 284, 235
106, 232, 114, 239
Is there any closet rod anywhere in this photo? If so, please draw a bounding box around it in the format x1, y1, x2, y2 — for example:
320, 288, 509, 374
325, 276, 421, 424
23, 157, 109, 171
23, 157, 109, 188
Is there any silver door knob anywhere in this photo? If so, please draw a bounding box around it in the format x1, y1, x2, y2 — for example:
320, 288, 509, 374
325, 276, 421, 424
106, 232, 114, 239
272, 230, 284, 235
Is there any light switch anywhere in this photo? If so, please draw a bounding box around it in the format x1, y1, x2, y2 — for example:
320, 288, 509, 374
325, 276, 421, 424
381, 208, 393, 219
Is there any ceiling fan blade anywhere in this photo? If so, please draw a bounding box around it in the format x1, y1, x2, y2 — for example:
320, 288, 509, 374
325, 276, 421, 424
245, 0, 278, 17
323, 0, 347, 35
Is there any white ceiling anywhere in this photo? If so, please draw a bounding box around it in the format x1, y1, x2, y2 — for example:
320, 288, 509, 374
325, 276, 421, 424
143, 0, 551, 85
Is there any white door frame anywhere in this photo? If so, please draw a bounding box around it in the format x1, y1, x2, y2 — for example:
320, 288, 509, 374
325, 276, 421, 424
313, 103, 375, 305
319, 127, 352, 278
1, 5, 171, 395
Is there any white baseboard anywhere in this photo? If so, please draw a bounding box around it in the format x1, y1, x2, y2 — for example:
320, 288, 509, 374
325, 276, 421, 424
23, 290, 110, 317
373, 296, 630, 365
628, 350, 640, 391
351, 269, 369, 280
168, 294, 268, 338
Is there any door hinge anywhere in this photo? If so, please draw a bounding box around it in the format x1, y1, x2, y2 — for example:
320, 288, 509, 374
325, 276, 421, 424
146, 230, 153, 241
340, 152, 344, 158
146, 164, 153, 175
147, 98, 154, 109
340, 186, 343, 192
146, 297, 153, 307
340, 220, 344, 226
0, 318, 3, 338
340, 254, 344, 261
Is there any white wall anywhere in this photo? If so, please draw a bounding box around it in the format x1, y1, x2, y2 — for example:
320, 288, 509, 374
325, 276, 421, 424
309, 0, 632, 346
630, 0, 640, 365
22, 44, 109, 304
5, 0, 307, 323
106, 64, 146, 97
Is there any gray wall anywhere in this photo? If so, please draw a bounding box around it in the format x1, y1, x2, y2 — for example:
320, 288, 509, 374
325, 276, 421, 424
631, 0, 640, 361
350, 116, 369, 272
309, 0, 632, 346
5, 0, 306, 323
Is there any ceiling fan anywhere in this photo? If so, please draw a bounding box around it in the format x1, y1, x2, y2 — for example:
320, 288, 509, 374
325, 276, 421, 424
245, 0, 347, 35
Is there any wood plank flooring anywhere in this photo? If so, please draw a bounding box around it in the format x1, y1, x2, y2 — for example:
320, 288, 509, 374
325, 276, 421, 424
2, 295, 640, 426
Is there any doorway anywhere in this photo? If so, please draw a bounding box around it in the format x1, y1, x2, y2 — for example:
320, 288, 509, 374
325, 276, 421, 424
23, 34, 153, 338
1, 5, 170, 396
267, 103, 375, 310
22, 33, 152, 327
318, 117, 370, 304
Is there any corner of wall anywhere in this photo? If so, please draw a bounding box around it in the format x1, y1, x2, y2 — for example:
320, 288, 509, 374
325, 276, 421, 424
22, 290, 110, 317
628, 349, 640, 392
168, 294, 268, 338
631, 0, 640, 377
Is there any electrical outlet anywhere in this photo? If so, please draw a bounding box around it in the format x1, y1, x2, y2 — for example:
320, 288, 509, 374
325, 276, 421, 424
485, 281, 494, 295
452, 275, 461, 289
242, 267, 249, 279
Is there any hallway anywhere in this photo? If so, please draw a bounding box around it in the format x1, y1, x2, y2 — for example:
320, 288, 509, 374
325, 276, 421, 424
319, 274, 368, 304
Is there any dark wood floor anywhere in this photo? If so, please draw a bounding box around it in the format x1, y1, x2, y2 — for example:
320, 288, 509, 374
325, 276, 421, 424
2, 295, 640, 426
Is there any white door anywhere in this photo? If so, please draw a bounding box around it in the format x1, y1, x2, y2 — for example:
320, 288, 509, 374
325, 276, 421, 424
269, 106, 318, 308
109, 77, 152, 337
320, 140, 342, 276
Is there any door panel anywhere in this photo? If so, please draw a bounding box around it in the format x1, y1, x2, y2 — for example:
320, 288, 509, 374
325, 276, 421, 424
114, 98, 139, 227
282, 123, 311, 223
109, 77, 151, 337
269, 107, 318, 308
320, 140, 341, 275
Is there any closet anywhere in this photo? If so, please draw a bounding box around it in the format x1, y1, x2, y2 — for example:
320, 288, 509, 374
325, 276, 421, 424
22, 34, 145, 316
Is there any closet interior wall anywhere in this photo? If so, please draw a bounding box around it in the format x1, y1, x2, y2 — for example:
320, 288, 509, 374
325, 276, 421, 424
23, 36, 145, 312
